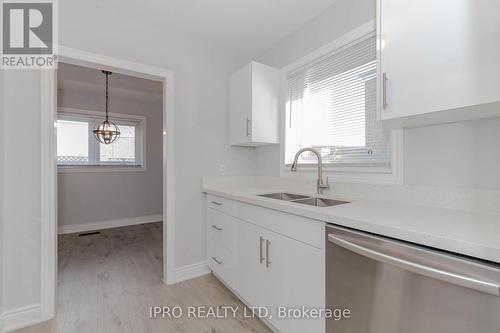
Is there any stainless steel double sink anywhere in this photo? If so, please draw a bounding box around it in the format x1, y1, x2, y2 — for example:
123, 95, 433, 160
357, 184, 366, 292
258, 192, 349, 207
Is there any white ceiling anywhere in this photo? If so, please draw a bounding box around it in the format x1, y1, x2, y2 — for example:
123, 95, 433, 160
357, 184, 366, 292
58, 1, 339, 94
95, 0, 338, 56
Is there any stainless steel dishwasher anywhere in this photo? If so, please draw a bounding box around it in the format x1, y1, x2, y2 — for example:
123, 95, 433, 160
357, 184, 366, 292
326, 225, 500, 333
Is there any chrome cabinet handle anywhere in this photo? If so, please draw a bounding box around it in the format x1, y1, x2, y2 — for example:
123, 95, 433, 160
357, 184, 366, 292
211, 201, 222, 206
259, 236, 265, 264
328, 234, 500, 296
211, 225, 222, 231
265, 239, 271, 267
382, 72, 388, 109
211, 256, 223, 265
246, 117, 251, 136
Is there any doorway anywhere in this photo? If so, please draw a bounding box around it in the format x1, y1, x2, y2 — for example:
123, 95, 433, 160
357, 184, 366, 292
39, 48, 176, 321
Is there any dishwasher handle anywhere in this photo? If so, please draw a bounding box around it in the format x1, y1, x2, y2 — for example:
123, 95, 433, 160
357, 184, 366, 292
328, 233, 500, 296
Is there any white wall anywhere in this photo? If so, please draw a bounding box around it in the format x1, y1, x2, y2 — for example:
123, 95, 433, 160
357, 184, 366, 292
254, 0, 500, 191
57, 88, 163, 226
1, 0, 256, 314
0, 69, 5, 328
255, 0, 376, 176
405, 118, 500, 189
257, 0, 375, 69
2, 70, 42, 311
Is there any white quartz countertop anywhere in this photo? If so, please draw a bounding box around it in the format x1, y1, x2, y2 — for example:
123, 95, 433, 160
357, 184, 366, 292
203, 185, 500, 264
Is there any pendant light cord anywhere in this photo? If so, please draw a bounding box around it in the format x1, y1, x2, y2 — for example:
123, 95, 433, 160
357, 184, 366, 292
105, 72, 109, 122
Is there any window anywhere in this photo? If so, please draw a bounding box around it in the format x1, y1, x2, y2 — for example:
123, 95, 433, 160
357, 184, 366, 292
285, 32, 394, 173
57, 111, 145, 168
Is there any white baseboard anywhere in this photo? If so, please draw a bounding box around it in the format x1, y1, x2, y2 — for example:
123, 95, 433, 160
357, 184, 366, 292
58, 214, 163, 234
174, 261, 210, 283
3, 304, 41, 333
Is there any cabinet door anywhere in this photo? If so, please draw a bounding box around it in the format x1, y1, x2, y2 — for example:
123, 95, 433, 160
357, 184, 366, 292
379, 0, 500, 121
263, 230, 325, 333
235, 219, 267, 307
230, 62, 279, 146
235, 219, 324, 333
230, 63, 253, 146
251, 63, 279, 144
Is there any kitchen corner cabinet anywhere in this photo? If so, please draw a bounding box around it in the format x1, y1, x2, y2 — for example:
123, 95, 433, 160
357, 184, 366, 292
377, 0, 500, 127
230, 61, 279, 146
206, 194, 325, 333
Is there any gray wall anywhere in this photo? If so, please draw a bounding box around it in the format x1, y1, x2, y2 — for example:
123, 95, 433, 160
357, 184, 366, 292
255, 0, 500, 190
57, 88, 163, 226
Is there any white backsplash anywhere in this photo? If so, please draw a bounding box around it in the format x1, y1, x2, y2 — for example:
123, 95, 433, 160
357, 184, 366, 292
203, 176, 500, 215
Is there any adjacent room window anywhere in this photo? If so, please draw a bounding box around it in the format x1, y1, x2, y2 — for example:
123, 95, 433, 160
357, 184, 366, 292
285, 32, 393, 172
57, 112, 145, 167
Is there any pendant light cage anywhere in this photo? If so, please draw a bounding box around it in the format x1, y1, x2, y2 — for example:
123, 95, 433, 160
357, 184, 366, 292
93, 70, 120, 144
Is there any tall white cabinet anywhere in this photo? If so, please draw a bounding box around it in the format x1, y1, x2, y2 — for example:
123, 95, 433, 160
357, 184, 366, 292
230, 61, 280, 146
378, 0, 500, 127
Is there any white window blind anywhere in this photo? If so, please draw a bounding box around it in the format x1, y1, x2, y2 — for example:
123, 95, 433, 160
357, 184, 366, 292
285, 32, 391, 171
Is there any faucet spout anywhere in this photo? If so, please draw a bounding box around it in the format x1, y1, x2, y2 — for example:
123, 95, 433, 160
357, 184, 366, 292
290, 148, 330, 194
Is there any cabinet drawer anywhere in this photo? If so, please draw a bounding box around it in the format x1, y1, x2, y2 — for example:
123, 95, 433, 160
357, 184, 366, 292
234, 200, 325, 249
208, 240, 237, 290
206, 194, 235, 215
207, 208, 235, 252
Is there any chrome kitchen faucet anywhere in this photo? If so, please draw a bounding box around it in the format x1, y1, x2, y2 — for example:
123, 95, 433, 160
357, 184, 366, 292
291, 148, 330, 195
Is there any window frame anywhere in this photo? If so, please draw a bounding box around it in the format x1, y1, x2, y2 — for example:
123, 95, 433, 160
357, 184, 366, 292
279, 21, 404, 184
57, 107, 147, 173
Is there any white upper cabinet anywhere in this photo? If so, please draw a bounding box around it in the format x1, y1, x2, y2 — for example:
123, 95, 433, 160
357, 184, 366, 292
230, 61, 279, 146
378, 0, 500, 127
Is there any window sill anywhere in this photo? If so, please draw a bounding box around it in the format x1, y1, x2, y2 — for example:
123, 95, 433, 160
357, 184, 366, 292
57, 165, 147, 173
281, 167, 402, 185
284, 163, 392, 174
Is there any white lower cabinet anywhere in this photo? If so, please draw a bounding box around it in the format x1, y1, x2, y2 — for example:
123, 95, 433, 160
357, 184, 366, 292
236, 220, 324, 333
235, 218, 268, 307
206, 195, 325, 333
262, 227, 324, 333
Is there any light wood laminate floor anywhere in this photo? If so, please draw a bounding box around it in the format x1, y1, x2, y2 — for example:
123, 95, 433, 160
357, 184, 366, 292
12, 222, 271, 333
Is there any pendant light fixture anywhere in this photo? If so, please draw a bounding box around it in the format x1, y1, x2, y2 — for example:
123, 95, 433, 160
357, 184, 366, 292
93, 70, 120, 144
